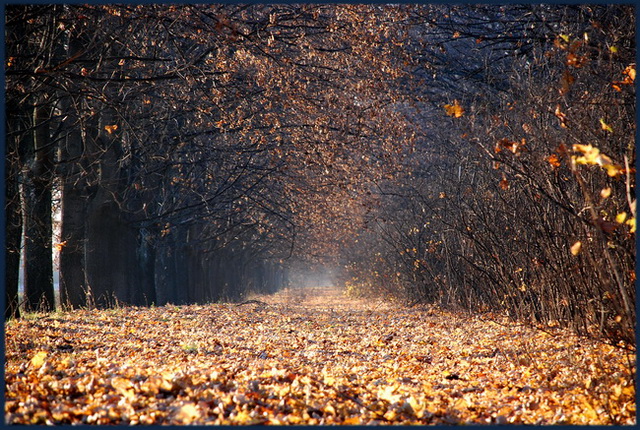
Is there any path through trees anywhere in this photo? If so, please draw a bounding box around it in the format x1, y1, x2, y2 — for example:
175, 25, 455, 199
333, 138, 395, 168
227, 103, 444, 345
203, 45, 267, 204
4, 287, 635, 424
4, 4, 635, 346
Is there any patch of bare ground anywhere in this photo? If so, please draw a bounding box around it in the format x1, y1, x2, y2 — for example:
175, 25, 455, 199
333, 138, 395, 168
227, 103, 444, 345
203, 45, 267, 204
4, 287, 635, 425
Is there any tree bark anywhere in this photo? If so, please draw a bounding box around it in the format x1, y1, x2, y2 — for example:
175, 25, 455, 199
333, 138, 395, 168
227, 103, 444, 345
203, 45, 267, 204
4, 120, 23, 319
59, 181, 87, 309
23, 102, 55, 312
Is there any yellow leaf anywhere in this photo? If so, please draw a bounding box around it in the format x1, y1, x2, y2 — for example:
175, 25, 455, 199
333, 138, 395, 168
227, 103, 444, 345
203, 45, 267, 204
616, 212, 627, 224
232, 409, 253, 424
600, 118, 613, 133
379, 383, 401, 403
609, 46, 618, 53
30, 351, 48, 369
600, 187, 612, 199
111, 376, 135, 399
624, 64, 636, 81
559, 34, 570, 43
573, 144, 598, 162
573, 144, 623, 176
570, 241, 582, 256
323, 404, 336, 416
323, 375, 336, 385
407, 396, 424, 414
626, 217, 636, 233
602, 162, 623, 177
174, 402, 199, 424
443, 100, 464, 118
58, 356, 73, 370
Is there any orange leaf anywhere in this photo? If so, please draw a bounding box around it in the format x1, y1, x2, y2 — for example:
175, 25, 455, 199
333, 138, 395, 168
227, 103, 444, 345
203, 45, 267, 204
554, 105, 568, 128
546, 154, 561, 168
343, 417, 362, 425
623, 64, 636, 82
104, 124, 118, 134
499, 177, 509, 190
54, 240, 67, 252
443, 100, 464, 118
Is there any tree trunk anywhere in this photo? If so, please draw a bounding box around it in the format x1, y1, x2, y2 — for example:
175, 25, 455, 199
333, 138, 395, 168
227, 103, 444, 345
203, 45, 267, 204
4, 123, 23, 319
23, 102, 55, 312
135, 227, 157, 306
154, 241, 175, 305
58, 30, 91, 309
59, 182, 87, 309
58, 99, 88, 308
85, 200, 139, 307
82, 106, 153, 307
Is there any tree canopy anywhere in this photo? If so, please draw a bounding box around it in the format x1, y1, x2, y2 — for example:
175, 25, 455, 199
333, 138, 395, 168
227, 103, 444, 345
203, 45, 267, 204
4, 4, 635, 345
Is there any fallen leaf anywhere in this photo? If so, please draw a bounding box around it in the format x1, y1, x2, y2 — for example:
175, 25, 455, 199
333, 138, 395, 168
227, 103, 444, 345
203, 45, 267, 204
599, 118, 613, 133
547, 154, 561, 168
444, 100, 464, 118
29, 351, 48, 370
570, 241, 582, 256
173, 402, 199, 424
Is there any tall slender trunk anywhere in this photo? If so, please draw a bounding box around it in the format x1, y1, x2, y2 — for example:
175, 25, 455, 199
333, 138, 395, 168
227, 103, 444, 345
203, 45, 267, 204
23, 102, 55, 312
59, 146, 88, 309
5, 117, 23, 319
58, 31, 90, 309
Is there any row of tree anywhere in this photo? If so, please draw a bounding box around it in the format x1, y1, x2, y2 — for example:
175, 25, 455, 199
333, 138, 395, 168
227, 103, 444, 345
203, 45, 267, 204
5, 4, 635, 347
5, 4, 410, 316
338, 4, 635, 346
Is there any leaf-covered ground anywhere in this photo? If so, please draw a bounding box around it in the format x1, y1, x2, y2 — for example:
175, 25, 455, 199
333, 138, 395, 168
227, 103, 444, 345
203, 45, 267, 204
4, 287, 636, 425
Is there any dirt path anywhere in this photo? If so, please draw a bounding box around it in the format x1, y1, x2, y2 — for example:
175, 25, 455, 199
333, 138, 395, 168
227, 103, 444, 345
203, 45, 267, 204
4, 287, 635, 424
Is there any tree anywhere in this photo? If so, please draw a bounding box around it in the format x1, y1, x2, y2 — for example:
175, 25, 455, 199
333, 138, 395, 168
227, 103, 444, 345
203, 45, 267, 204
5, 4, 416, 311
341, 4, 635, 345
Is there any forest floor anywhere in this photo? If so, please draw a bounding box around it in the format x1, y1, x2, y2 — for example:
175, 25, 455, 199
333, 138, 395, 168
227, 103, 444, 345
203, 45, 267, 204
4, 286, 636, 425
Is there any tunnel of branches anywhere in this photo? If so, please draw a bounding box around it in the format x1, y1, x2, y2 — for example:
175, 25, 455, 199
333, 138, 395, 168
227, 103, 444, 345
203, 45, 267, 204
5, 4, 635, 345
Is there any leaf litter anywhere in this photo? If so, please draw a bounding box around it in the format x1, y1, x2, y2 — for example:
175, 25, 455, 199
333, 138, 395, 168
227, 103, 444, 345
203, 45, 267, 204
4, 287, 635, 425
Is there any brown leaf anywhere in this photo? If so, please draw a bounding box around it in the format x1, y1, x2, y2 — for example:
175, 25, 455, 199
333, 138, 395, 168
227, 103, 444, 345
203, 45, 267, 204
499, 176, 509, 190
